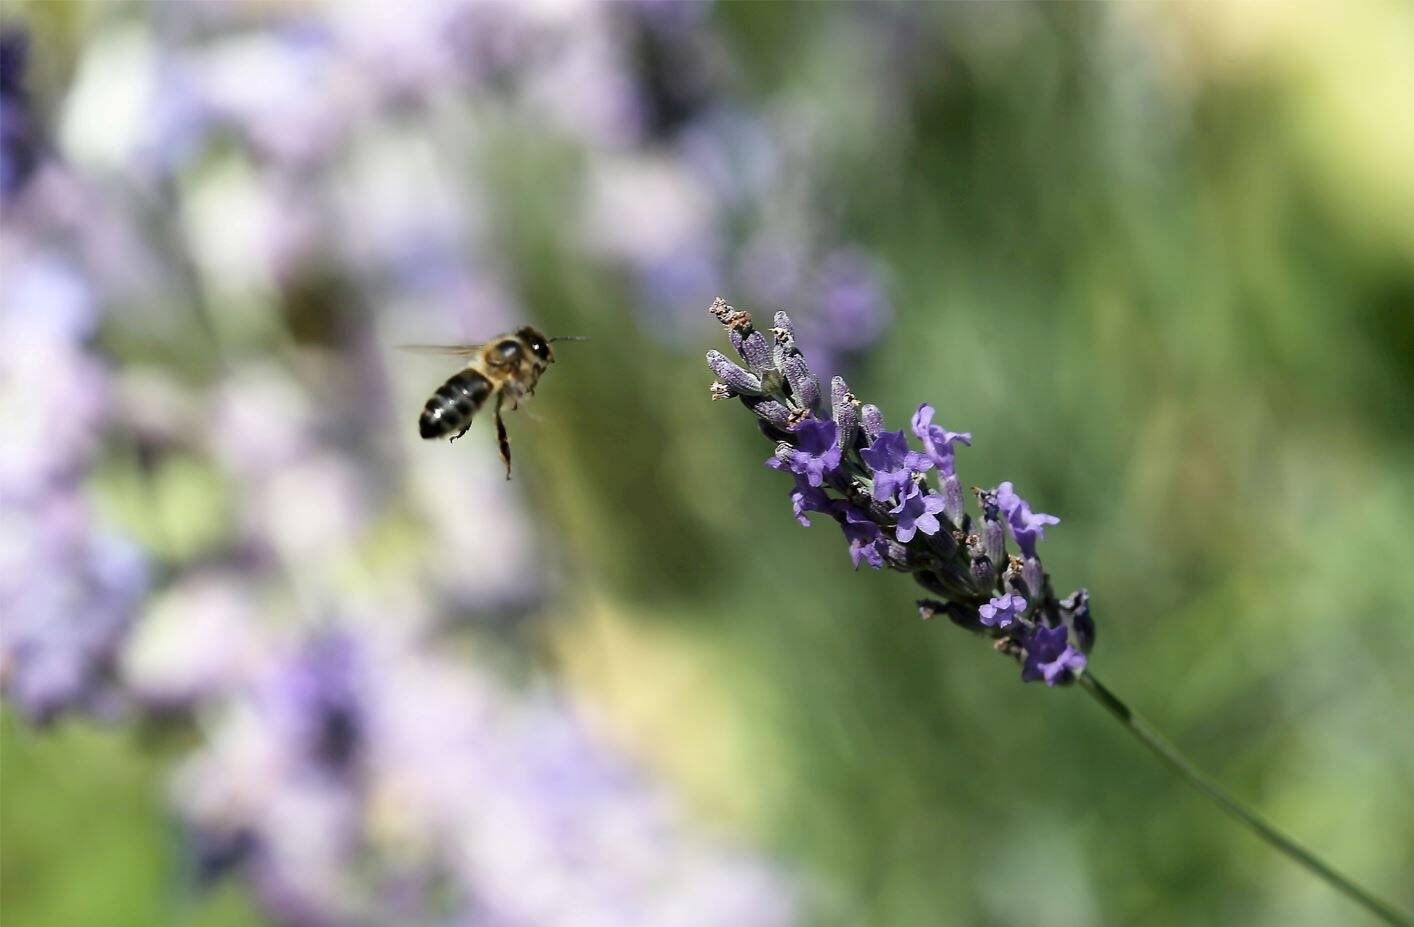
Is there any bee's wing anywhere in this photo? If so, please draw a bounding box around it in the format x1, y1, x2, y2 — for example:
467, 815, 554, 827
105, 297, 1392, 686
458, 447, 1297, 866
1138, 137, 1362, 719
397, 343, 486, 357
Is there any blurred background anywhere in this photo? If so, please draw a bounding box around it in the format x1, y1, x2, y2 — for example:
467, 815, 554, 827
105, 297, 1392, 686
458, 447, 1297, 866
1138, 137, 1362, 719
2, 2, 1412, 926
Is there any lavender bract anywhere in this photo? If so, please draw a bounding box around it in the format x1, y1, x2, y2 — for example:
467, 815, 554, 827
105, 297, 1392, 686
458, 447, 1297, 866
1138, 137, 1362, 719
705, 299, 1094, 687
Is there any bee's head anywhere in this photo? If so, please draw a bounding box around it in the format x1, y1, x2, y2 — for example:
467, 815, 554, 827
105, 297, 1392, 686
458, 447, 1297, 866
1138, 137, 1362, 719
517, 326, 554, 363
519, 327, 589, 363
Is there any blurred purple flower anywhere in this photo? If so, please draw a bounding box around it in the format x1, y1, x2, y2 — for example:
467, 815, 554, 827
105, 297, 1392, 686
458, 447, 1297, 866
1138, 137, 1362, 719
810, 248, 890, 353
0, 496, 146, 724
175, 625, 802, 927
1, 28, 42, 200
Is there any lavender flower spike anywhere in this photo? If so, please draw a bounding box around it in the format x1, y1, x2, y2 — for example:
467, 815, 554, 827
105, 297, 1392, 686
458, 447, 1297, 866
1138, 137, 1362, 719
704, 299, 1412, 925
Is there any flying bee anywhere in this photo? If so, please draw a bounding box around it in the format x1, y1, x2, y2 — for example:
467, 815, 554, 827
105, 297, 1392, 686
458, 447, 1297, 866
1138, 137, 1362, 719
402, 326, 584, 479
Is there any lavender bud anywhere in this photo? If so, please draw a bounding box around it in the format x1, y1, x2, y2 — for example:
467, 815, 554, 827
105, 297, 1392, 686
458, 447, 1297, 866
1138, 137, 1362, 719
830, 377, 859, 451
1001, 558, 1025, 598
772, 310, 795, 338
881, 540, 911, 571
706, 350, 764, 396
744, 396, 793, 429
770, 317, 800, 371
967, 536, 997, 592
977, 488, 1006, 565
1061, 588, 1095, 653
941, 474, 965, 527
861, 404, 884, 442
782, 355, 821, 412
1021, 557, 1045, 604
739, 330, 774, 373
943, 601, 985, 633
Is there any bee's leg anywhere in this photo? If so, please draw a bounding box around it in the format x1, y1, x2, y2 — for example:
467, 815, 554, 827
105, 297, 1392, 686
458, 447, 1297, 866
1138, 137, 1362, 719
449, 423, 471, 443
493, 394, 512, 480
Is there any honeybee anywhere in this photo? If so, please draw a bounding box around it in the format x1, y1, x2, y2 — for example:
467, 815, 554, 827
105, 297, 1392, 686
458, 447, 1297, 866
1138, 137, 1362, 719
402, 326, 582, 478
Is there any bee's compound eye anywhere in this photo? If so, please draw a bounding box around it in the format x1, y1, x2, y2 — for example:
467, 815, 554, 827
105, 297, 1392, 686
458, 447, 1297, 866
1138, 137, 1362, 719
528, 337, 551, 361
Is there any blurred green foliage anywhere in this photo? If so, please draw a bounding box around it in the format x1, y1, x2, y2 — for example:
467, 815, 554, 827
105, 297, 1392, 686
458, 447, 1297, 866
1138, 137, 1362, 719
5, 3, 1412, 926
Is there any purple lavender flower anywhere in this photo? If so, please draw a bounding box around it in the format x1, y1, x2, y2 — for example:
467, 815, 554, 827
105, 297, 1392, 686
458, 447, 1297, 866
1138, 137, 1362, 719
0, 505, 147, 724
860, 430, 933, 502
837, 506, 886, 570
707, 297, 1095, 694
272, 632, 367, 778
889, 483, 946, 544
0, 28, 41, 201
995, 481, 1060, 559
910, 404, 970, 476
811, 248, 889, 353
1020, 624, 1087, 686
767, 417, 841, 488
978, 593, 1027, 630
790, 475, 832, 527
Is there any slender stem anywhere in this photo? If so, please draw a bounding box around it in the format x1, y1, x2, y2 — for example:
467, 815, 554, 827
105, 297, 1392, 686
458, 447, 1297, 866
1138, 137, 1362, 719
1078, 672, 1410, 926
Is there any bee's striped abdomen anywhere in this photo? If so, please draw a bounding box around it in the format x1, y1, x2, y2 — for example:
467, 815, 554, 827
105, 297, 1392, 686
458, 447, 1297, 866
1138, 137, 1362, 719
419, 369, 493, 440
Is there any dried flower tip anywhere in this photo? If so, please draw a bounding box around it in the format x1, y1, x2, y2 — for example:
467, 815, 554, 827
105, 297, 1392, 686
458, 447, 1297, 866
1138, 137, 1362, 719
706, 350, 764, 396
861, 404, 884, 442
708, 296, 733, 321
918, 599, 945, 621
710, 381, 734, 401
787, 407, 811, 427
969, 550, 997, 592
783, 355, 821, 411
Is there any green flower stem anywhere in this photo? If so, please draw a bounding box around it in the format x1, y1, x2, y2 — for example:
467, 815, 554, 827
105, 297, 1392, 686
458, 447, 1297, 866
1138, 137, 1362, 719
1078, 672, 1410, 926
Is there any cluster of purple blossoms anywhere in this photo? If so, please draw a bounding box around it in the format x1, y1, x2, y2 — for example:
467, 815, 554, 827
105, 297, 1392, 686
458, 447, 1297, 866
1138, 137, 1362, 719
706, 299, 1094, 686
172, 624, 801, 927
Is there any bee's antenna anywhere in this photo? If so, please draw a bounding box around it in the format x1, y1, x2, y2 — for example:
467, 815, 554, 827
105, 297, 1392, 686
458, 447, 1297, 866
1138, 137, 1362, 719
548, 336, 590, 343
